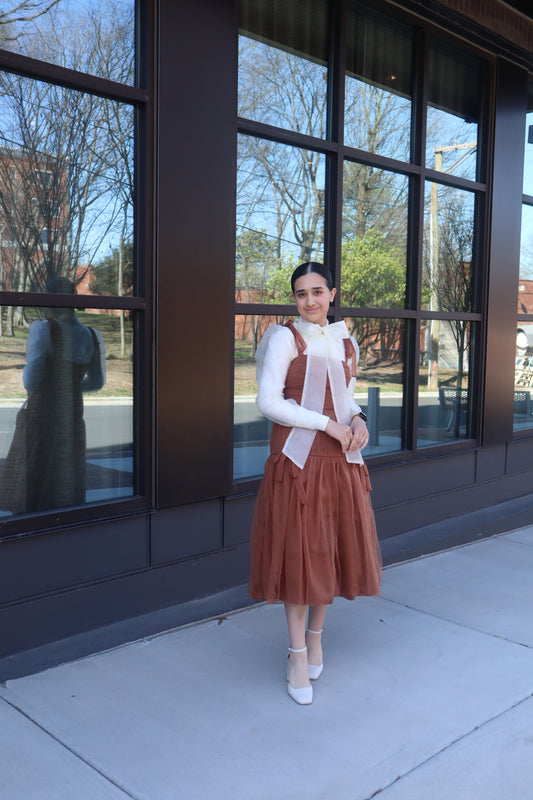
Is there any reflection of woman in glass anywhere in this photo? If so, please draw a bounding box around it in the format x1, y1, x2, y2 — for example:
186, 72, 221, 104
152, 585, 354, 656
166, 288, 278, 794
0, 277, 106, 513
249, 262, 382, 705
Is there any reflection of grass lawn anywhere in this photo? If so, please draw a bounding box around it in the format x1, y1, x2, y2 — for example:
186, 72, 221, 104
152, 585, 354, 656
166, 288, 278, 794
234, 339, 468, 397
234, 339, 406, 396
0, 312, 133, 398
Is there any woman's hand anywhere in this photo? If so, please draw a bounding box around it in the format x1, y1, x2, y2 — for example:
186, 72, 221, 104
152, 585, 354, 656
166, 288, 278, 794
349, 415, 369, 451
325, 420, 353, 452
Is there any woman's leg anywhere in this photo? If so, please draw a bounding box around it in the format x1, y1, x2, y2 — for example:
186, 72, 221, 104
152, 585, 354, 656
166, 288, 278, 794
284, 603, 310, 689
307, 605, 327, 667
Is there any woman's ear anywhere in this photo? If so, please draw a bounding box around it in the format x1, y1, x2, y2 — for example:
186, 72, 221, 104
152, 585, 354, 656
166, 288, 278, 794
329, 287, 337, 302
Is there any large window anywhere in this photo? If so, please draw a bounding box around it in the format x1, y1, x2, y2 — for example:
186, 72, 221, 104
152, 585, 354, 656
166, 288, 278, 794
234, 0, 488, 483
0, 1, 146, 522
515, 78, 533, 432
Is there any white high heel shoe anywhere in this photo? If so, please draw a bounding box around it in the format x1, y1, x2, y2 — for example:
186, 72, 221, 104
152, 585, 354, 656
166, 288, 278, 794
306, 628, 324, 681
287, 646, 313, 705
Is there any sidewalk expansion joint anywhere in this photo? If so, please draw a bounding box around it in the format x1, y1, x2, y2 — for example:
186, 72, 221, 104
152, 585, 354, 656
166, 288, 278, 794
0, 693, 141, 800
365, 691, 533, 800
380, 595, 533, 650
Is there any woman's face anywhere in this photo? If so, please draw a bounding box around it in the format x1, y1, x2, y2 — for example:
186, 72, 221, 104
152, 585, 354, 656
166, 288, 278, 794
293, 272, 336, 327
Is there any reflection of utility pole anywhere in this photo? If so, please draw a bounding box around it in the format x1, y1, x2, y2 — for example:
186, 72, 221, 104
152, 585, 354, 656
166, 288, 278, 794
427, 142, 477, 390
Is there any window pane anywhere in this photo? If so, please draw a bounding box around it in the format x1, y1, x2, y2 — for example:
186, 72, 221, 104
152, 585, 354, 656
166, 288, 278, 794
0, 306, 134, 516
0, 73, 134, 295
0, 1, 135, 86
236, 135, 325, 303
341, 164, 408, 308
345, 317, 405, 457
238, 0, 328, 138
233, 314, 290, 482
344, 5, 413, 161
418, 319, 474, 447
426, 38, 483, 182
423, 183, 476, 312
523, 80, 533, 196
515, 203, 533, 432
514, 357, 533, 432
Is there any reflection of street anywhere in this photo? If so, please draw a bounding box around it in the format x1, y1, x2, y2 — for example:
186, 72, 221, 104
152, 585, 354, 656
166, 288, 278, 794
233, 392, 476, 479
0, 398, 133, 506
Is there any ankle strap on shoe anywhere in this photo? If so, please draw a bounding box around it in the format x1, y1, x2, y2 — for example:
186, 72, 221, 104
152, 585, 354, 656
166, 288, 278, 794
288, 646, 307, 653
307, 628, 323, 635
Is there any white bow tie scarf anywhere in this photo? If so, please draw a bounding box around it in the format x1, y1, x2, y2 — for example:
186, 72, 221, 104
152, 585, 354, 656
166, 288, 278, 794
282, 320, 363, 469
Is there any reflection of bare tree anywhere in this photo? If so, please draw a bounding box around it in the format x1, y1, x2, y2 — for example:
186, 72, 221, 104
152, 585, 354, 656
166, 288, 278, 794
97, 4, 134, 357
424, 192, 474, 434
238, 36, 411, 298
343, 161, 408, 249
236, 228, 278, 355
238, 133, 325, 264
0, 2, 134, 336
238, 38, 326, 264
0, 1, 60, 44
344, 81, 411, 162
239, 38, 326, 138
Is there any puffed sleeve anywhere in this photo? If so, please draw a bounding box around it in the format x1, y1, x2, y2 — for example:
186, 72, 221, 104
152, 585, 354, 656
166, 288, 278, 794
23, 321, 50, 393
256, 325, 330, 431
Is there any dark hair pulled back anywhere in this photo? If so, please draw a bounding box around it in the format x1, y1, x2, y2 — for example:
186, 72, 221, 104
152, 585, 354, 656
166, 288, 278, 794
291, 261, 333, 292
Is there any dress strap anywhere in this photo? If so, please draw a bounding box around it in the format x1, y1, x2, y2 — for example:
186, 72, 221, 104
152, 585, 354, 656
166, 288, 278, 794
343, 337, 357, 377
284, 320, 307, 356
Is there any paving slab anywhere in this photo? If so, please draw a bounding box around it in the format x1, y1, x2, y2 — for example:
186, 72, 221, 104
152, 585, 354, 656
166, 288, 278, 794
1, 588, 533, 800
380, 529, 533, 646
0, 695, 130, 800
505, 526, 533, 546
378, 694, 533, 800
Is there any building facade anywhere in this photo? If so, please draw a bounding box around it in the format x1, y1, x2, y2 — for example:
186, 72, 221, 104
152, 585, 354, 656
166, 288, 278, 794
0, 0, 532, 669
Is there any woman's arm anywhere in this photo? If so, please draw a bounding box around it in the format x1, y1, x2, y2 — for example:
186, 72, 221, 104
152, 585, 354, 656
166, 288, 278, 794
256, 326, 331, 431
346, 334, 368, 450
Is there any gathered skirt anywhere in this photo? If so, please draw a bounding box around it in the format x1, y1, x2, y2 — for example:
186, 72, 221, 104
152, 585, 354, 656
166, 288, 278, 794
249, 423, 382, 606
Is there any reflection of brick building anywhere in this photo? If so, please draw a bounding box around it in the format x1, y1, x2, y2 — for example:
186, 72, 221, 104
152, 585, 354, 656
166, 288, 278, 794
74, 264, 123, 317
518, 279, 533, 313
0, 148, 68, 292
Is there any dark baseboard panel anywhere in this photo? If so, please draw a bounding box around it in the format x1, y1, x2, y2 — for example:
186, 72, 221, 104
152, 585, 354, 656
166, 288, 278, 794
0, 582, 258, 684
379, 491, 533, 565
2, 490, 533, 683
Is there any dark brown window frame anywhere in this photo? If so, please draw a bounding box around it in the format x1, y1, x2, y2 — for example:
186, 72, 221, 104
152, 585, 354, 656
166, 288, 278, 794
0, 0, 154, 539
233, 0, 492, 489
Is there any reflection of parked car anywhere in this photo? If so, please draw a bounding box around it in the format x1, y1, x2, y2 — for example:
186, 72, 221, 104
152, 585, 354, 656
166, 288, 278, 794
516, 324, 533, 354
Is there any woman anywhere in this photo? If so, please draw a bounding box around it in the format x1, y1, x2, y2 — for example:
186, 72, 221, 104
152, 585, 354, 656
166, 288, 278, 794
0, 277, 106, 513
249, 262, 381, 705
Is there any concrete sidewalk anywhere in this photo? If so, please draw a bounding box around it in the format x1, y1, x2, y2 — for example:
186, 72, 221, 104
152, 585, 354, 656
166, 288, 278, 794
1, 527, 532, 799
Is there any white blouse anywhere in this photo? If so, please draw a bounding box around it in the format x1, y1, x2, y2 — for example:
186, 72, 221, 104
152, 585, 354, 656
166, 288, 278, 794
256, 317, 363, 431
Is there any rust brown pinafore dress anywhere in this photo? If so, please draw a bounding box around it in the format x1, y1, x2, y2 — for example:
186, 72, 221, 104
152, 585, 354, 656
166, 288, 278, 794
249, 322, 382, 605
